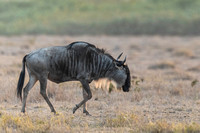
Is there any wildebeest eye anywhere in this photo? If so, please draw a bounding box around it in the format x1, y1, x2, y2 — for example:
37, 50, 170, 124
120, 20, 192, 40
115, 63, 125, 70
116, 61, 124, 67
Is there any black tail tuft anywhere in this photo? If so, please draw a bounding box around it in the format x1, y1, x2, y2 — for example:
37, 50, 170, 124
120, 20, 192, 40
17, 55, 27, 101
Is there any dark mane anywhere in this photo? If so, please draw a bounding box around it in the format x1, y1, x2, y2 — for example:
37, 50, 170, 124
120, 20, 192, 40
67, 41, 115, 61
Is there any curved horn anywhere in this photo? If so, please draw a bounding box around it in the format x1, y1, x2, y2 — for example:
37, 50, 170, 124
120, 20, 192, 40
122, 56, 126, 64
117, 52, 123, 60
116, 56, 127, 67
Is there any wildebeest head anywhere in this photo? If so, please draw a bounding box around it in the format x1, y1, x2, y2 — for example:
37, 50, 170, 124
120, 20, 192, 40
108, 53, 131, 92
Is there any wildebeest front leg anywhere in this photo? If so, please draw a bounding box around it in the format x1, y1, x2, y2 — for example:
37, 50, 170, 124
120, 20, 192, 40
82, 89, 90, 115
39, 78, 56, 114
73, 80, 92, 114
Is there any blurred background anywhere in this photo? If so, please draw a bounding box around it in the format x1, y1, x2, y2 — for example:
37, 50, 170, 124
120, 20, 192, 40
0, 0, 199, 36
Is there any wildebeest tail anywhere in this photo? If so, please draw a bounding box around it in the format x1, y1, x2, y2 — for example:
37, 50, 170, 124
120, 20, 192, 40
17, 55, 27, 101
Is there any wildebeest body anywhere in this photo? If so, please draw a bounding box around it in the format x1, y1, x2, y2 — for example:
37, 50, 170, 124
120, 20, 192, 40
27, 43, 113, 83
17, 42, 130, 115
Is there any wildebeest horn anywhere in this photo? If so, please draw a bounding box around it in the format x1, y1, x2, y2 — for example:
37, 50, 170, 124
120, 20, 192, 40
117, 52, 123, 60
122, 56, 126, 64
116, 56, 126, 66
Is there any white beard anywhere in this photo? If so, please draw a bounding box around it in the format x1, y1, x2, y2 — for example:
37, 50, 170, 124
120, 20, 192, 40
94, 78, 121, 91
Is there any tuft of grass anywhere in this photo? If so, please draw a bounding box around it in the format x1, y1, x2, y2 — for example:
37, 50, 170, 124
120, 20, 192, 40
174, 48, 195, 58
131, 92, 143, 102
149, 61, 175, 70
187, 65, 200, 72
0, 112, 75, 132
170, 87, 183, 96
145, 120, 173, 133
108, 83, 115, 93
105, 112, 140, 128
144, 121, 200, 133
191, 79, 199, 87
0, 113, 50, 132
104, 112, 200, 132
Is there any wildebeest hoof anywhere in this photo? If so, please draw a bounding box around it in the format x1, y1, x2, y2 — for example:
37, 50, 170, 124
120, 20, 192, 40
73, 105, 79, 114
21, 109, 25, 113
19, 112, 27, 116
83, 110, 91, 116
51, 111, 57, 115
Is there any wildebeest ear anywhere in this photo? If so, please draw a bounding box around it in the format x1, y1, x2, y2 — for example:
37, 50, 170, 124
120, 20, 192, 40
117, 52, 123, 60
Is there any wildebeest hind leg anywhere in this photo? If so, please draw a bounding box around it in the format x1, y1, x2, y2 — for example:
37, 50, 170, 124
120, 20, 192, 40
21, 75, 37, 113
73, 80, 92, 114
39, 78, 56, 114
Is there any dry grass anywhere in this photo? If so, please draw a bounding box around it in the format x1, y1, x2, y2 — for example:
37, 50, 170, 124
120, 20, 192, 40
0, 111, 200, 133
187, 65, 200, 72
173, 48, 195, 58
0, 110, 200, 133
0, 35, 200, 132
148, 61, 176, 70
169, 87, 183, 96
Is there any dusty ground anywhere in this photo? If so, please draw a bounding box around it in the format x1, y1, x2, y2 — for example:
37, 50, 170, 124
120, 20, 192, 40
0, 35, 200, 132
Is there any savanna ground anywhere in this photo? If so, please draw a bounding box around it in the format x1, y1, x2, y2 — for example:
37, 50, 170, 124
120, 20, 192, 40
0, 35, 200, 132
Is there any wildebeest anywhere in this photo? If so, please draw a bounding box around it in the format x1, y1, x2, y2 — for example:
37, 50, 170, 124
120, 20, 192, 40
17, 42, 131, 115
